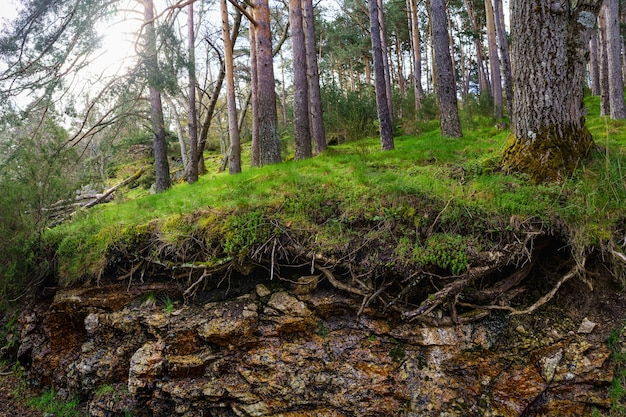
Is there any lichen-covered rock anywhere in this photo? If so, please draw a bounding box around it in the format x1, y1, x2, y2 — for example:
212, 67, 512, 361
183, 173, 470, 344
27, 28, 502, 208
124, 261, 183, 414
16, 280, 625, 416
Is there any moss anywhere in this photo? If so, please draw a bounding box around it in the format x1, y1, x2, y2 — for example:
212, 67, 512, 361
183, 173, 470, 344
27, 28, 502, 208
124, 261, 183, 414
501, 122, 594, 182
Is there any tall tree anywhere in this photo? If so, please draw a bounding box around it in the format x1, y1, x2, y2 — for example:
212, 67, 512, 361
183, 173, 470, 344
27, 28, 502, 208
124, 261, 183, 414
603, 0, 626, 119
598, 7, 610, 116
142, 0, 171, 193
493, 0, 512, 117
502, 0, 602, 182
253, 0, 282, 165
302, 0, 327, 153
407, 0, 424, 113
289, 0, 313, 160
186, 2, 199, 183
377, 0, 394, 121
430, 0, 463, 137
368, 0, 395, 150
221, 0, 241, 174
485, 0, 503, 119
462, 0, 490, 95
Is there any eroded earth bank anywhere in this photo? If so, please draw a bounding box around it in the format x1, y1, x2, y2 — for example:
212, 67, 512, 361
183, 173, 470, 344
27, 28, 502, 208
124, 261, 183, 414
14, 262, 626, 416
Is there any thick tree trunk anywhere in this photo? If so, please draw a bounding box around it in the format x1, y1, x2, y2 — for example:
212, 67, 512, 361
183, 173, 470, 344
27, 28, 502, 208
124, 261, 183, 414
430, 0, 462, 138
407, 0, 424, 113
187, 2, 199, 183
485, 0, 503, 119
142, 0, 171, 193
502, 0, 601, 182
302, 0, 326, 153
221, 0, 241, 174
603, 0, 626, 119
368, 0, 394, 150
253, 0, 281, 165
289, 0, 312, 160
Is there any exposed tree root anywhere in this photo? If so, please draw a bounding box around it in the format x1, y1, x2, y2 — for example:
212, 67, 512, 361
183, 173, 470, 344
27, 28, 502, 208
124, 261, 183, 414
317, 266, 369, 297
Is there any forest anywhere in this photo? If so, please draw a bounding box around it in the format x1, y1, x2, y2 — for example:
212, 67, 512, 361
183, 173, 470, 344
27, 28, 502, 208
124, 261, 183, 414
1, 0, 626, 414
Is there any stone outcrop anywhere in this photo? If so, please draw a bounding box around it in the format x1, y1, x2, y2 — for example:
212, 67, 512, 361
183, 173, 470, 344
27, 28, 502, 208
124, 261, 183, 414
16, 277, 625, 416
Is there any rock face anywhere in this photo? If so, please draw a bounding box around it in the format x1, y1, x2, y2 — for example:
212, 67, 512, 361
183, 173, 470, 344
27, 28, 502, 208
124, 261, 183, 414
16, 278, 625, 416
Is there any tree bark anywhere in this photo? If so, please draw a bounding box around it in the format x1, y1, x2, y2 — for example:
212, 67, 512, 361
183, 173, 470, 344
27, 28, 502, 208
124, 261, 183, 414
221, 0, 241, 174
249, 17, 260, 167
502, 0, 601, 182
589, 29, 600, 95
493, 0, 512, 117
142, 0, 171, 193
485, 0, 503, 119
407, 0, 424, 113
302, 0, 326, 153
377, 0, 394, 122
368, 0, 394, 150
430, 0, 462, 137
253, 0, 281, 165
603, 0, 626, 119
187, 2, 199, 183
289, 0, 312, 160
598, 6, 610, 116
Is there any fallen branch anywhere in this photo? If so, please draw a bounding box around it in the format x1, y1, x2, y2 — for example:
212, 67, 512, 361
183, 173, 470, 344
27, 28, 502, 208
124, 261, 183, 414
82, 167, 145, 209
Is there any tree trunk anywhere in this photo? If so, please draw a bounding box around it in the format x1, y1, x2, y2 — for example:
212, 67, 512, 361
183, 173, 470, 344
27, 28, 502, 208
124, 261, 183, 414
289, 0, 312, 160
187, 2, 199, 183
249, 18, 260, 167
407, 0, 424, 113
221, 0, 241, 174
142, 0, 171, 193
588, 29, 600, 95
368, 0, 394, 150
302, 0, 326, 153
502, 0, 601, 182
430, 0, 463, 138
485, 0, 503, 119
598, 5, 610, 116
603, 0, 626, 119
378, 0, 394, 122
253, 0, 281, 165
493, 0, 512, 117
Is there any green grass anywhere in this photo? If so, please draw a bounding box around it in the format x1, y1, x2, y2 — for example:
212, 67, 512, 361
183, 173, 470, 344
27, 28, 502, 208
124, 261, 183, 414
26, 388, 85, 417
44, 96, 626, 287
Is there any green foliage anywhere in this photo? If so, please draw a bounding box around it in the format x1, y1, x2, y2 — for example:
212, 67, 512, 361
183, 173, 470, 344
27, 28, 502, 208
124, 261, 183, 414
321, 84, 378, 142
415, 234, 469, 275
0, 113, 83, 302
34, 94, 626, 288
26, 388, 85, 417
223, 210, 274, 257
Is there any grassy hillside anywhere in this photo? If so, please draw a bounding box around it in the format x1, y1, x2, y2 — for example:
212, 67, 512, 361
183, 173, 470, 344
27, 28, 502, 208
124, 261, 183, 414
41, 96, 626, 314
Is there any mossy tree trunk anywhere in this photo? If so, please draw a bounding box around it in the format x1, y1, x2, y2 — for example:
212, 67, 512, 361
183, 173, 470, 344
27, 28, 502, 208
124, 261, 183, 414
502, 0, 602, 182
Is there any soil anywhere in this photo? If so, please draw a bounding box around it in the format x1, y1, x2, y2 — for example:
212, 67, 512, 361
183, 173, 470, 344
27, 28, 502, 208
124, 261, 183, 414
0, 373, 40, 417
